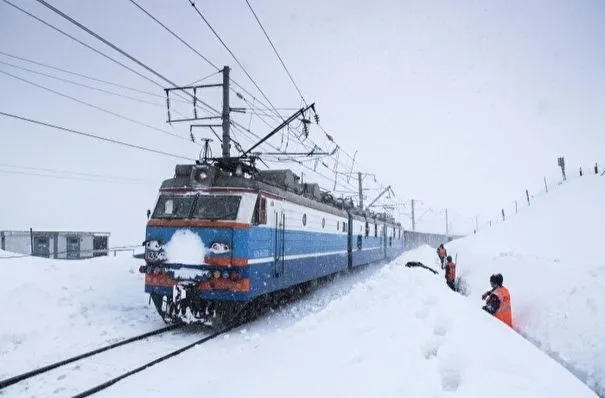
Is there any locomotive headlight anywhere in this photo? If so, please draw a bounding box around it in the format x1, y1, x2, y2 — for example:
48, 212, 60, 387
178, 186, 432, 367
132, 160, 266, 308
198, 171, 208, 180
212, 270, 221, 279
145, 240, 162, 251
210, 242, 230, 254
222, 271, 229, 279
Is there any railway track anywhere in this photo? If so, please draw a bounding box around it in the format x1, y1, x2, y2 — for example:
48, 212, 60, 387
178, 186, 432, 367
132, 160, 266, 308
0, 320, 245, 397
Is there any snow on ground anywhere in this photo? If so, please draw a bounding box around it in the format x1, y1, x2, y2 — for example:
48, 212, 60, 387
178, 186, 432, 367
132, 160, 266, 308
446, 174, 605, 396
1, 176, 603, 397
0, 250, 161, 380
98, 246, 596, 398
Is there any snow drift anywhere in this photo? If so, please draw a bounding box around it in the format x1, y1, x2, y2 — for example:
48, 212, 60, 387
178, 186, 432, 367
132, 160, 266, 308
447, 174, 605, 395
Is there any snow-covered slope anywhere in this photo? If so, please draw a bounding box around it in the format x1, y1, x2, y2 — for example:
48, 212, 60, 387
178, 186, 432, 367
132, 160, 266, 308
446, 174, 605, 395
99, 246, 596, 398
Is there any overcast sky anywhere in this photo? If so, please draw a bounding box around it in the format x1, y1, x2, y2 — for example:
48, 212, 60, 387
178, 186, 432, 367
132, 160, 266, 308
1, 0, 604, 245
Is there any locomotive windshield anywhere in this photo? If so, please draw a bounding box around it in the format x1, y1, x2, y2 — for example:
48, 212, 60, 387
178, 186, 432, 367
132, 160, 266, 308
152, 195, 196, 218
192, 195, 240, 220
152, 194, 241, 220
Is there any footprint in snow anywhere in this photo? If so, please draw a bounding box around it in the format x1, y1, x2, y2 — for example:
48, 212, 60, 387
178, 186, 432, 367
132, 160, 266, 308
440, 365, 462, 392
421, 337, 441, 359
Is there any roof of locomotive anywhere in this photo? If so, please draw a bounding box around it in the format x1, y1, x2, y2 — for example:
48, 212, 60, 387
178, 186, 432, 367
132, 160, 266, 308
157, 163, 401, 226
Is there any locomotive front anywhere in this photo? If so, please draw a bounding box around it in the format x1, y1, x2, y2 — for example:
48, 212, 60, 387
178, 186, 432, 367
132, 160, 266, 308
138, 163, 260, 327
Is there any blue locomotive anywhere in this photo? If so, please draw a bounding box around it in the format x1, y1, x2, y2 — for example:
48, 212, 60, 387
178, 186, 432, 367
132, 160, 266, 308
138, 158, 404, 326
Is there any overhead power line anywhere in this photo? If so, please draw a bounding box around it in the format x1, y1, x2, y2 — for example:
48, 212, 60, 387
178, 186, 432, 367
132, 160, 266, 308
0, 169, 151, 185
33, 0, 219, 117
0, 50, 172, 100
0, 69, 191, 143
1, 0, 168, 94
0, 111, 194, 161
187, 0, 283, 119
0, 162, 151, 183
243, 0, 307, 105
0, 60, 163, 108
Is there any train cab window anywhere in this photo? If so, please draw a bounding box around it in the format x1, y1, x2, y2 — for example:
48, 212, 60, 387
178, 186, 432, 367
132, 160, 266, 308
374, 223, 377, 237
337, 221, 340, 231
322, 218, 325, 228
365, 221, 369, 237
153, 195, 196, 219
193, 195, 241, 220
253, 196, 267, 225
342, 221, 346, 232
302, 214, 307, 226
389, 236, 393, 247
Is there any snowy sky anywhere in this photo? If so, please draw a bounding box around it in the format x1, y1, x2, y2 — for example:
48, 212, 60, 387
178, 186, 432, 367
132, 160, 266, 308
1, 0, 604, 245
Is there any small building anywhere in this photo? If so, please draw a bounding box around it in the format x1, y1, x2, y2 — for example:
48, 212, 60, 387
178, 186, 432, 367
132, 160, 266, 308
0, 230, 110, 259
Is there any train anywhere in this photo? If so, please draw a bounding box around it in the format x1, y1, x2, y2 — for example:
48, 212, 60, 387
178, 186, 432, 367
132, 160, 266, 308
137, 158, 405, 326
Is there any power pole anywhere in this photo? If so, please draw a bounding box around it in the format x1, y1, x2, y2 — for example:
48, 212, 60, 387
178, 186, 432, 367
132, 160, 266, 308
221, 66, 231, 159
411, 199, 416, 231
358, 171, 364, 210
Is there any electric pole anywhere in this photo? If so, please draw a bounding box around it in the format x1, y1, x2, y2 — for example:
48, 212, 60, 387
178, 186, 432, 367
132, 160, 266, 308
222, 66, 231, 159
411, 199, 416, 231
358, 171, 364, 211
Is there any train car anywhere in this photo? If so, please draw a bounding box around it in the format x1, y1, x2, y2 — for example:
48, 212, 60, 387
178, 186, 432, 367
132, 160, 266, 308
138, 160, 404, 326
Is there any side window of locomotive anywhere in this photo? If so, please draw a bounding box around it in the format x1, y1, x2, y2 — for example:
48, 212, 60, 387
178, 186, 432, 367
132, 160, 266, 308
374, 223, 377, 237
253, 196, 267, 225
152, 195, 195, 218
365, 221, 369, 237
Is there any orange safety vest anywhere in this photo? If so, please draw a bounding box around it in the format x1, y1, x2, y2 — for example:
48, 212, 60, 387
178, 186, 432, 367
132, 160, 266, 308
445, 261, 456, 282
438, 247, 446, 257
492, 286, 513, 327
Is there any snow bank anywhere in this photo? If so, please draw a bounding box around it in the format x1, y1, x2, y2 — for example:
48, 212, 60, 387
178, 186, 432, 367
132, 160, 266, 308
0, 250, 159, 379
446, 174, 605, 395
97, 246, 597, 398
163, 229, 206, 265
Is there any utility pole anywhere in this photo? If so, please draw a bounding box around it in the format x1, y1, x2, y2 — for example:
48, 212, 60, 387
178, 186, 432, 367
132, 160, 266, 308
411, 199, 416, 231
358, 172, 364, 211
221, 66, 231, 159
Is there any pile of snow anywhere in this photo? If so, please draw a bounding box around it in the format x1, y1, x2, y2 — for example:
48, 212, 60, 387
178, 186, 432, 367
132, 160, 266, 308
163, 229, 206, 265
447, 174, 605, 395
97, 246, 597, 398
0, 250, 159, 379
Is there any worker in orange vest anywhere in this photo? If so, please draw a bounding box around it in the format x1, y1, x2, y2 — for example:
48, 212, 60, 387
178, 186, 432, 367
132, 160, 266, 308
437, 244, 447, 268
481, 273, 513, 328
444, 255, 456, 291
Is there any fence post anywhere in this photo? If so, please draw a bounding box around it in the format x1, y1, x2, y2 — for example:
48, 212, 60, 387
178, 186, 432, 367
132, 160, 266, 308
515, 200, 518, 214
501, 209, 505, 221
579, 168, 583, 177
29, 227, 34, 256
544, 177, 548, 192
526, 189, 530, 206
595, 163, 599, 175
